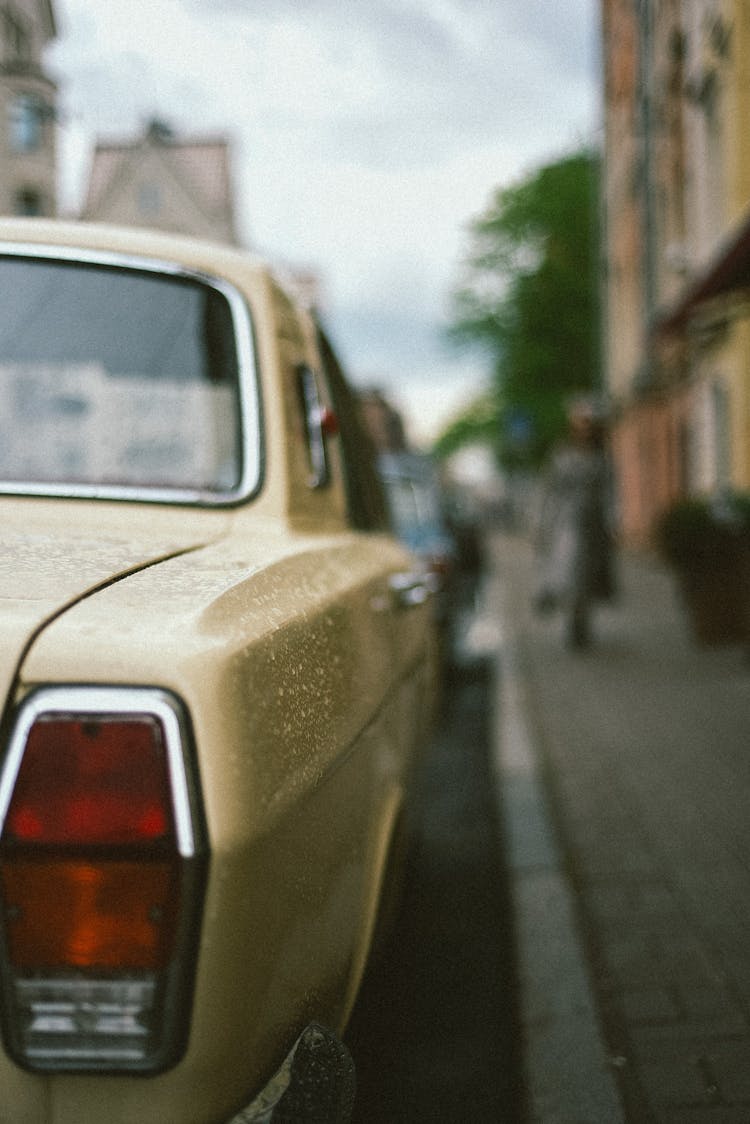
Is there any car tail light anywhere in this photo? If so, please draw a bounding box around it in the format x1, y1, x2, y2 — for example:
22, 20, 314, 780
0, 688, 207, 1073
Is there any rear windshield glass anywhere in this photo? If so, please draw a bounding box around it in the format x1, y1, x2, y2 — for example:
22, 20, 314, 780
0, 255, 248, 498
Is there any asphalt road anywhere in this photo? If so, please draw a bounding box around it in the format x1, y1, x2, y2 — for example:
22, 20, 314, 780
345, 658, 526, 1124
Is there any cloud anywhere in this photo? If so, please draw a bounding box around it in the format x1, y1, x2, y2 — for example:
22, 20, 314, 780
171, 0, 598, 177
185, 0, 596, 79
52, 1, 596, 184
498, 0, 598, 70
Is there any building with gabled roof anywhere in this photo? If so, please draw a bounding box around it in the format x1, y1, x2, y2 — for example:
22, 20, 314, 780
0, 0, 58, 217
81, 118, 238, 245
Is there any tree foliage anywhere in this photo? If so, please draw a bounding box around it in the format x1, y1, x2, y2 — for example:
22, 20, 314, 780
431, 392, 500, 460
444, 149, 601, 467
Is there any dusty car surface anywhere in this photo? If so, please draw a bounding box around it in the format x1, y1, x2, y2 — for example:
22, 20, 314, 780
0, 219, 437, 1123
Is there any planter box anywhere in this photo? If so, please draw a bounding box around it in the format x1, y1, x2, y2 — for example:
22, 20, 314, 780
658, 495, 750, 646
673, 536, 750, 645
680, 568, 749, 645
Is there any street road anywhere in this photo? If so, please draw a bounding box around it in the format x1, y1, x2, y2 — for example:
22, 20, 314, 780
346, 659, 526, 1123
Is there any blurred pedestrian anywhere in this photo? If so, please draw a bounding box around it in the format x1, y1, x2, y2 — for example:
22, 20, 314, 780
534, 396, 616, 648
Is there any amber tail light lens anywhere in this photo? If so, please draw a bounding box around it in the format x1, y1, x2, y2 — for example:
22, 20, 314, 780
0, 688, 207, 1074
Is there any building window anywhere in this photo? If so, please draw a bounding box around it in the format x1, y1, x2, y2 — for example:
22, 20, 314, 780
138, 183, 161, 216
14, 188, 43, 216
9, 95, 44, 153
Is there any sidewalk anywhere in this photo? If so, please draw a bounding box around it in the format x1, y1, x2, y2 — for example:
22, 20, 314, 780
488, 531, 750, 1123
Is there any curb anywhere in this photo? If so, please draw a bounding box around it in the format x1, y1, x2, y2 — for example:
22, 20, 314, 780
491, 603, 626, 1123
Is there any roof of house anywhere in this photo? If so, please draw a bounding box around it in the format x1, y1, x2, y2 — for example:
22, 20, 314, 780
83, 121, 236, 237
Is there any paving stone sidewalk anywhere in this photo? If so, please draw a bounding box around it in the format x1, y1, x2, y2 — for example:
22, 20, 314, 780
492, 531, 750, 1123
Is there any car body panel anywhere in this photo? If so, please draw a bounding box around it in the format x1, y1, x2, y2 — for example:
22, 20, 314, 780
0, 498, 229, 707
8, 522, 428, 1124
0, 219, 436, 1122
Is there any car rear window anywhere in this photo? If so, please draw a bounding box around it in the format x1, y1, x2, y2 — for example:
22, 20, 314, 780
0, 252, 257, 503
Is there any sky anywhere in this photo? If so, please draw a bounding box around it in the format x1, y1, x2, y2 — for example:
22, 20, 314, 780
48, 0, 600, 445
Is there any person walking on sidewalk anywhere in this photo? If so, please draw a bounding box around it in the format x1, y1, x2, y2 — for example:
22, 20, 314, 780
534, 395, 616, 648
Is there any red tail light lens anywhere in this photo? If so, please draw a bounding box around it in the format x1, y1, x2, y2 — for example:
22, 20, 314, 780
4, 715, 174, 846
0, 687, 207, 1074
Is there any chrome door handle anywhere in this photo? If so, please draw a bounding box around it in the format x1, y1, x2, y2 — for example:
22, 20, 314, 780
388, 571, 430, 609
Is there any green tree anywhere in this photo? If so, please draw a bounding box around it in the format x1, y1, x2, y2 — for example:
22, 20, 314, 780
432, 391, 498, 460
445, 149, 601, 467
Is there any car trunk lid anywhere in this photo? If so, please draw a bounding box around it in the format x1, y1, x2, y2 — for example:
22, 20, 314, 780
0, 500, 231, 708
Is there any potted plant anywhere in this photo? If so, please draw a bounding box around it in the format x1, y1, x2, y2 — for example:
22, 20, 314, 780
656, 491, 750, 645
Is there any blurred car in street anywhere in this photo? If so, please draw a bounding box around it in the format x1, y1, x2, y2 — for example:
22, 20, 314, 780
377, 451, 460, 642
0, 218, 437, 1123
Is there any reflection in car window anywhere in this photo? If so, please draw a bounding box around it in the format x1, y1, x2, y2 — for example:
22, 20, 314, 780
387, 476, 443, 535
0, 256, 245, 495
384, 478, 422, 539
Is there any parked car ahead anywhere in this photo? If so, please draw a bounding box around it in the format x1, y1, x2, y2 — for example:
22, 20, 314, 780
377, 451, 459, 631
0, 219, 438, 1123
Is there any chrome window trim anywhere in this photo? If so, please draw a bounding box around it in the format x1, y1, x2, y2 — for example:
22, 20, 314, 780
0, 685, 201, 858
297, 363, 331, 489
0, 241, 262, 507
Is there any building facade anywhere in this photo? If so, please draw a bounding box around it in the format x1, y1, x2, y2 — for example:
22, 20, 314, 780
81, 119, 238, 246
602, 0, 750, 544
0, 0, 57, 217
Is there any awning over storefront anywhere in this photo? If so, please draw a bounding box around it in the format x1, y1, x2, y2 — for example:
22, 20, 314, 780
658, 208, 750, 334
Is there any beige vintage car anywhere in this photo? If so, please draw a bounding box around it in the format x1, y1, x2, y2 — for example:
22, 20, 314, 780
0, 219, 437, 1123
